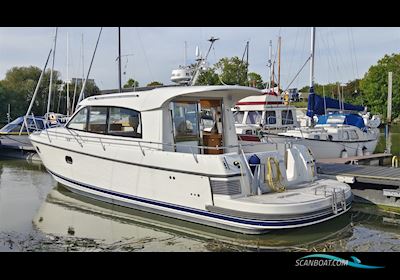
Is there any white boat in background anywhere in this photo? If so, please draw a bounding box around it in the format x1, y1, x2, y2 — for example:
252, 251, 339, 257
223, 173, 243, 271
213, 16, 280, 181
233, 88, 298, 139
267, 112, 380, 159
0, 113, 66, 147
236, 27, 380, 160
30, 85, 352, 234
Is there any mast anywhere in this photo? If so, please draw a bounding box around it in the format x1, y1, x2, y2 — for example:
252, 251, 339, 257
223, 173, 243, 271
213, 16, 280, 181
47, 27, 58, 116
309, 27, 316, 94
118, 27, 122, 93
20, 49, 52, 134
77, 27, 103, 106
71, 34, 83, 113
184, 41, 187, 67
268, 40, 272, 90
66, 32, 70, 116
246, 40, 249, 84
278, 36, 281, 94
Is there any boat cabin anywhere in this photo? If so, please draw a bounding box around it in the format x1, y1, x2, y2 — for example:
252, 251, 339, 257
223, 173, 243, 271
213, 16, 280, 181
0, 116, 46, 134
70, 86, 262, 155
233, 92, 298, 135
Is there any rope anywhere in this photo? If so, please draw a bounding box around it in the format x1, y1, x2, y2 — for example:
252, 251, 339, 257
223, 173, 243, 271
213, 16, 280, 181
265, 157, 286, 192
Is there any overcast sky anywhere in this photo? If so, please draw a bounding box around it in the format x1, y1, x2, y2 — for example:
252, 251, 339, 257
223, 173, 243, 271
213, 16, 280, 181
1, 27, 400, 90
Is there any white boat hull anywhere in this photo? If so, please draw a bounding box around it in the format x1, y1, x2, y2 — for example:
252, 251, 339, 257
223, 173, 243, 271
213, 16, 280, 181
266, 134, 378, 160
31, 137, 351, 234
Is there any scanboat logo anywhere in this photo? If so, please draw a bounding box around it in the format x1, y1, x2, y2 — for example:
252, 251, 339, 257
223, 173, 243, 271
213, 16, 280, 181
295, 254, 384, 269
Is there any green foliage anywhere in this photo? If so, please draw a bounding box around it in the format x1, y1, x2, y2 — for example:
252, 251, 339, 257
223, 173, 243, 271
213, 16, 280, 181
360, 53, 400, 118
196, 56, 261, 87
215, 56, 248, 85
196, 68, 221, 86
0, 66, 63, 120
146, 81, 163, 87
247, 72, 264, 89
124, 78, 139, 88
300, 80, 362, 104
0, 66, 101, 121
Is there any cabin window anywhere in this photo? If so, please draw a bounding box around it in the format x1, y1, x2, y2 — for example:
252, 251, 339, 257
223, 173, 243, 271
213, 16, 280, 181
88, 107, 108, 134
108, 107, 142, 138
246, 111, 262, 124
233, 111, 244, 124
67, 107, 88, 131
171, 102, 199, 141
342, 131, 349, 140
281, 110, 294, 125
349, 130, 358, 140
265, 111, 277, 125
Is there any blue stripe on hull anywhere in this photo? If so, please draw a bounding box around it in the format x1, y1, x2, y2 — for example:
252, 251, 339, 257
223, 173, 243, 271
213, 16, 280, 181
47, 169, 350, 229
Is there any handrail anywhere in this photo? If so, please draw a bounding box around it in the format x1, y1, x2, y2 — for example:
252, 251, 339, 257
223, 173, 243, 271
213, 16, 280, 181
39, 129, 276, 152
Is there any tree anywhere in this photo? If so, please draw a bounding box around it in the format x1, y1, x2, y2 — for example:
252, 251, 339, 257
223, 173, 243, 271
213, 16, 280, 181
196, 56, 260, 87
360, 53, 400, 118
247, 72, 264, 89
196, 68, 221, 86
146, 81, 163, 87
0, 66, 63, 119
124, 78, 139, 88
214, 56, 248, 86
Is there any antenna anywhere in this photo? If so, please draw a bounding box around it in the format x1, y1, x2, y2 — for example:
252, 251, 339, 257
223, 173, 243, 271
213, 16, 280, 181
118, 27, 122, 93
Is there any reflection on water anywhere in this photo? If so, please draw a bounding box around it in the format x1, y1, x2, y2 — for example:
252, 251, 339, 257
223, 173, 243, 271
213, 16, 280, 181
376, 124, 400, 156
1, 158, 400, 251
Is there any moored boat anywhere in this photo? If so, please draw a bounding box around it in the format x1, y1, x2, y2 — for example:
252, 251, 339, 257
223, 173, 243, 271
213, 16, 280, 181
30, 85, 352, 234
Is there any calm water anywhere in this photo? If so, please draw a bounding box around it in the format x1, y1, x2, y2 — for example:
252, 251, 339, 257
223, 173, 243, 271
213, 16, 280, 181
375, 124, 400, 156
1, 158, 400, 252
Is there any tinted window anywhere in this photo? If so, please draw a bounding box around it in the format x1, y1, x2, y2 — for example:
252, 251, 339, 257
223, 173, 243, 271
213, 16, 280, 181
233, 111, 244, 124
108, 107, 142, 138
67, 107, 88, 131
265, 111, 276, 125
88, 107, 108, 134
246, 111, 262, 124
281, 110, 294, 125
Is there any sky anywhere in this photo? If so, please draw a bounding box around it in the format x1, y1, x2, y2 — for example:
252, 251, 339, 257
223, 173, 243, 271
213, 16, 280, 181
1, 27, 400, 90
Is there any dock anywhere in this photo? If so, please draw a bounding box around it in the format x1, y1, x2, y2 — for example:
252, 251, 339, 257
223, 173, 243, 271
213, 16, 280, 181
318, 153, 393, 166
316, 162, 400, 208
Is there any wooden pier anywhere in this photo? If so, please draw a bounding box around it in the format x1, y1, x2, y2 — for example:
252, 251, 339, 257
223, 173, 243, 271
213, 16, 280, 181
318, 153, 393, 166
316, 161, 400, 208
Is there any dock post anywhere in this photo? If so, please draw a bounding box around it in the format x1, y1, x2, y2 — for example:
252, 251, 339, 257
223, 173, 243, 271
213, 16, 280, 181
386, 72, 392, 154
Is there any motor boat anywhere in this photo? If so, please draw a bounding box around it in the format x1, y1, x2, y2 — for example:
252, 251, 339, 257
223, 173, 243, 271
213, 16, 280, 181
263, 94, 381, 160
0, 113, 67, 147
233, 88, 299, 140
30, 85, 352, 234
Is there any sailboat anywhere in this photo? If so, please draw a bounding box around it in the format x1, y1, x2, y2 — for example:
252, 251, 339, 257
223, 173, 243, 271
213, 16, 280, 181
240, 28, 381, 160
234, 38, 300, 141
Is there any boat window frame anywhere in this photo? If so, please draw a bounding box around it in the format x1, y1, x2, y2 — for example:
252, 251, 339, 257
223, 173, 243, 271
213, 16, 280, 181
65, 105, 143, 139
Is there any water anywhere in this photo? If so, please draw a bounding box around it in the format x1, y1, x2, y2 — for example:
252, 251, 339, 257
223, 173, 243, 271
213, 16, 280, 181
375, 124, 400, 156
1, 158, 400, 252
